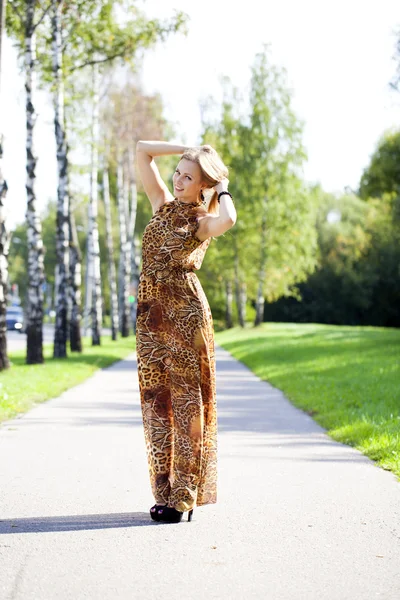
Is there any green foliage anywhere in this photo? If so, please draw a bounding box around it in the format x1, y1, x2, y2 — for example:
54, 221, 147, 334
216, 323, 400, 479
6, 1, 188, 83
359, 130, 400, 199
199, 47, 318, 320
265, 189, 400, 327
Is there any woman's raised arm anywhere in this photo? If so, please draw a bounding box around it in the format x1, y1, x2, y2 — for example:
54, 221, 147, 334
136, 141, 188, 212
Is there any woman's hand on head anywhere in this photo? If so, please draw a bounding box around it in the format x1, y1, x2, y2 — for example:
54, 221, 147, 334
214, 178, 229, 195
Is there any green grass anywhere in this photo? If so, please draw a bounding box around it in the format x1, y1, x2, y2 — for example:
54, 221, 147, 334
0, 335, 136, 423
215, 323, 400, 479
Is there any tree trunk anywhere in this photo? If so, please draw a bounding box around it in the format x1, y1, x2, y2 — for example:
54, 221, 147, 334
25, 2, 45, 364
117, 156, 130, 337
88, 62, 102, 346
225, 280, 233, 329
82, 201, 92, 337
0, 140, 8, 371
52, 0, 69, 358
102, 162, 119, 341
240, 281, 247, 320
0, 0, 9, 370
254, 196, 268, 326
233, 234, 245, 327
69, 211, 82, 351
128, 146, 139, 333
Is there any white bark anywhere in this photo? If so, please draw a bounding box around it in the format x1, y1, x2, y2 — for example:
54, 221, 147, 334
117, 155, 130, 337
128, 146, 139, 332
83, 201, 92, 336
69, 211, 82, 351
25, 0, 45, 364
254, 196, 268, 326
0, 0, 9, 369
233, 234, 245, 328
225, 280, 233, 329
102, 162, 119, 341
88, 62, 102, 345
52, 0, 69, 358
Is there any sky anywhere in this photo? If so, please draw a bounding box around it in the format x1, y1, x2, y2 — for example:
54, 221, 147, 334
1, 0, 400, 228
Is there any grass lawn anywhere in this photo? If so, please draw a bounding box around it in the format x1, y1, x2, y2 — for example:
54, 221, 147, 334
215, 323, 400, 479
0, 335, 136, 423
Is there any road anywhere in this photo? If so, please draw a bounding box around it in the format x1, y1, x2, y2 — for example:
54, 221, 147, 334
0, 346, 399, 599
6, 325, 54, 353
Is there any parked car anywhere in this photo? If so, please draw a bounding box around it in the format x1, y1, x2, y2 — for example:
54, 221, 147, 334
6, 306, 25, 333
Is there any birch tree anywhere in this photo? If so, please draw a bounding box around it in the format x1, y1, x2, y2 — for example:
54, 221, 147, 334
25, 0, 46, 363
117, 155, 130, 337
199, 51, 318, 327
0, 0, 8, 370
200, 83, 247, 326
88, 61, 102, 345
247, 48, 317, 325
68, 210, 82, 351
225, 280, 233, 329
51, 0, 69, 358
5, 1, 51, 363
47, 1, 186, 351
128, 145, 139, 332
102, 160, 119, 340
100, 80, 170, 334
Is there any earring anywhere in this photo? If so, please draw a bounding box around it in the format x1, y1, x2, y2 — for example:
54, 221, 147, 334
200, 190, 206, 205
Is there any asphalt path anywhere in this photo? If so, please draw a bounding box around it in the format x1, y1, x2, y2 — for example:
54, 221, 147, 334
0, 346, 399, 599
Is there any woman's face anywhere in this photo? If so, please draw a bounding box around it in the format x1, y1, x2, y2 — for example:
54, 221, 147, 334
173, 158, 203, 201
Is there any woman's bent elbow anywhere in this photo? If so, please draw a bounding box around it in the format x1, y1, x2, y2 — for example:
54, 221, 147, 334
229, 214, 237, 226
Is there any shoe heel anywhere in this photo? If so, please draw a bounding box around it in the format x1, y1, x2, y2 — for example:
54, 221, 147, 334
188, 509, 193, 522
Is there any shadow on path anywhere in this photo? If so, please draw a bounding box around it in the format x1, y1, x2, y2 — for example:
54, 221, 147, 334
0, 512, 161, 534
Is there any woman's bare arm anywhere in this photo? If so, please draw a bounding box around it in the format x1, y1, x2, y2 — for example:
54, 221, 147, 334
136, 141, 188, 212
195, 181, 237, 241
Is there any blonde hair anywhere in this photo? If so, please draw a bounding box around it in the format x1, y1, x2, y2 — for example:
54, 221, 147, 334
181, 145, 229, 215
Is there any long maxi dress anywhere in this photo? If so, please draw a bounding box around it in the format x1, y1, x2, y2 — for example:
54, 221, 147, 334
136, 197, 217, 513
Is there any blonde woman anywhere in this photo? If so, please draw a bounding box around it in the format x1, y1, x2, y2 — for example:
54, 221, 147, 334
135, 141, 236, 523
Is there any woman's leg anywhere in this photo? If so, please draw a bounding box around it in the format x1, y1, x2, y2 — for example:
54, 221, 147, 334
138, 357, 174, 505
168, 366, 204, 512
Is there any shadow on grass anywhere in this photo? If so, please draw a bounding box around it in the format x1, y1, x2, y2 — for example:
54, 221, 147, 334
217, 328, 400, 374
0, 512, 161, 534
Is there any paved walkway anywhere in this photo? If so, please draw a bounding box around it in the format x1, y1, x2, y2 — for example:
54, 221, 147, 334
0, 346, 399, 600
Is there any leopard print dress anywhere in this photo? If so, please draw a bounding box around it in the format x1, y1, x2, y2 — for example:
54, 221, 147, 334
136, 197, 217, 513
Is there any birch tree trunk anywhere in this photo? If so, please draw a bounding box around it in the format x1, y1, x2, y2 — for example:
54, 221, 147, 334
233, 234, 245, 328
0, 163, 8, 371
102, 163, 119, 341
240, 281, 247, 321
88, 62, 102, 345
25, 1, 45, 364
254, 196, 268, 326
52, 0, 69, 358
0, 0, 9, 370
83, 201, 92, 337
128, 146, 139, 332
117, 156, 130, 337
69, 211, 82, 351
225, 280, 233, 329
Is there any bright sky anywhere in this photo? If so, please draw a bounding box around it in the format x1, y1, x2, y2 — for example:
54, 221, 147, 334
2, 0, 400, 228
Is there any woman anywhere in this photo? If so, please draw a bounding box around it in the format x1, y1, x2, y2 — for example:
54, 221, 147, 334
135, 141, 236, 523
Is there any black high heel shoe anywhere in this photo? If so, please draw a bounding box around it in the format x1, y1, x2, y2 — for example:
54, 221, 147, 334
157, 506, 194, 523
149, 503, 167, 522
